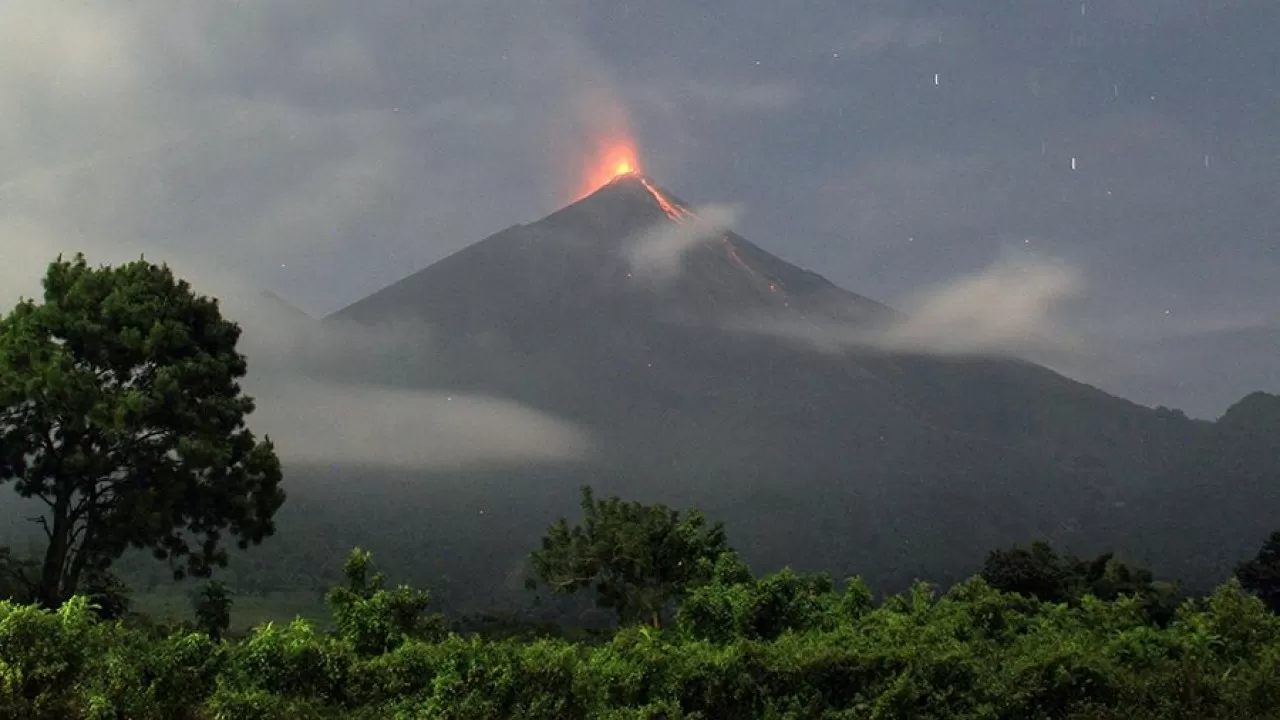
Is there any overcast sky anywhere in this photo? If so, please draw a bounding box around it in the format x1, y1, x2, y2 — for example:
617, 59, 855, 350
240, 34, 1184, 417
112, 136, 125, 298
1, 0, 1276, 419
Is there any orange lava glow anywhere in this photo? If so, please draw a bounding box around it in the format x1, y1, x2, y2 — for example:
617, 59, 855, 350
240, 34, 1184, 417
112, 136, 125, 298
640, 177, 693, 222
574, 137, 696, 224
578, 140, 642, 198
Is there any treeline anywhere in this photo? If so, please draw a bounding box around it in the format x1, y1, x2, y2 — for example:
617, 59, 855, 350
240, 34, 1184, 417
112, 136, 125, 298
4, 486, 1280, 719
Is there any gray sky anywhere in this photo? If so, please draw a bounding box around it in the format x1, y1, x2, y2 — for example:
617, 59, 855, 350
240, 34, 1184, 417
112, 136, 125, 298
1, 0, 1276, 420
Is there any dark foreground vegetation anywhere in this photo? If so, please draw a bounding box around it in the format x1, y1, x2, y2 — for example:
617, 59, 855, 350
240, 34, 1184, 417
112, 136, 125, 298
4, 255, 1280, 718
6, 531, 1280, 719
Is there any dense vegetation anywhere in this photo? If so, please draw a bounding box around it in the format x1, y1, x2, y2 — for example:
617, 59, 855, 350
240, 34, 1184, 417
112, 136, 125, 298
6, 531, 1280, 718
4, 256, 1280, 718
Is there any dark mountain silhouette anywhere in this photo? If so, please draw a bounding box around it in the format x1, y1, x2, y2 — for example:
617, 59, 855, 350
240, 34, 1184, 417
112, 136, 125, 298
239, 174, 1280, 608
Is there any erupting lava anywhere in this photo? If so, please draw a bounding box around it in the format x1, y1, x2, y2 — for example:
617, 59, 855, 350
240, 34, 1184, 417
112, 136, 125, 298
576, 137, 693, 222
578, 140, 642, 198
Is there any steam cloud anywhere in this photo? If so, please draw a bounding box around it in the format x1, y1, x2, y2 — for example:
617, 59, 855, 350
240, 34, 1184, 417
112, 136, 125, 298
624, 204, 740, 281
880, 259, 1083, 356
730, 256, 1085, 361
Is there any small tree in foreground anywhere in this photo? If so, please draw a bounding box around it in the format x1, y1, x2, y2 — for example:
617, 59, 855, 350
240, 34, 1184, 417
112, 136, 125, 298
529, 485, 732, 629
0, 254, 285, 608
193, 580, 233, 641
325, 548, 444, 655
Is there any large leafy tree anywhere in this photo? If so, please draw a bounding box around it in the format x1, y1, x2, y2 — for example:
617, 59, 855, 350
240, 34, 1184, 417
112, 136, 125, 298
529, 485, 731, 628
0, 254, 284, 608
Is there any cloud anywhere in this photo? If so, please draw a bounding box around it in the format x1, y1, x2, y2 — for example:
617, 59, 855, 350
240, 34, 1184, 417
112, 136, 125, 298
0, 0, 605, 471
878, 258, 1083, 356
624, 205, 740, 281
226, 288, 592, 471
246, 378, 590, 470
728, 255, 1085, 361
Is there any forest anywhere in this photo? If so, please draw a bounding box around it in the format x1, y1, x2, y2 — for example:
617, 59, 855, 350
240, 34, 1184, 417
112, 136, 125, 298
3, 255, 1280, 719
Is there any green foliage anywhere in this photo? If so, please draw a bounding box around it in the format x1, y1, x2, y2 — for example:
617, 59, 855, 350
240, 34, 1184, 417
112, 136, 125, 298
223, 618, 353, 704
678, 554, 840, 642
325, 548, 445, 656
530, 485, 732, 628
0, 596, 98, 719
981, 540, 1182, 624
981, 541, 1072, 603
193, 581, 233, 642
0, 254, 285, 608
86, 629, 223, 720
4, 569, 1280, 718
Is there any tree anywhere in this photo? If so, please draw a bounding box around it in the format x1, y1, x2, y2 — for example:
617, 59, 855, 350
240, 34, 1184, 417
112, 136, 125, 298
529, 485, 731, 629
325, 548, 444, 655
193, 580, 233, 641
981, 540, 1070, 603
0, 254, 285, 608
1236, 530, 1280, 613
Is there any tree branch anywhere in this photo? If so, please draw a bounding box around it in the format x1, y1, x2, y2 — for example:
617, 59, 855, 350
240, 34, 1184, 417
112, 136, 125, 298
27, 515, 53, 541
31, 491, 55, 510
70, 492, 93, 523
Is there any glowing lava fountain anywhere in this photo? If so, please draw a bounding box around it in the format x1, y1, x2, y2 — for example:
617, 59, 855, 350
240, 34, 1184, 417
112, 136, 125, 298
577, 139, 642, 199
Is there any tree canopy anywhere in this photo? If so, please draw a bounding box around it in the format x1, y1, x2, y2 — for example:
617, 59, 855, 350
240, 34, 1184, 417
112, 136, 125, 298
529, 485, 731, 628
0, 254, 284, 607
981, 540, 1183, 624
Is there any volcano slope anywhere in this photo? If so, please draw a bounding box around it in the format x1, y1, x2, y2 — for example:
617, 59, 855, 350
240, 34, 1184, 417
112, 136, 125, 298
261, 173, 1271, 611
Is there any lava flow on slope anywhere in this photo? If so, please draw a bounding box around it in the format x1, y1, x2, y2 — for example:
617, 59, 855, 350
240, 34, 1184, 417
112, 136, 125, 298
575, 144, 794, 308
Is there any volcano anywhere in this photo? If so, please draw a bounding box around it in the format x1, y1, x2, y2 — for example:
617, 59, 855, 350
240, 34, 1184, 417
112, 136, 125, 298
276, 171, 1275, 610
332, 172, 894, 344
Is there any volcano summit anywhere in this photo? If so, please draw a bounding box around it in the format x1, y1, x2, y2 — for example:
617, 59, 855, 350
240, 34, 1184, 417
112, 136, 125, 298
280, 172, 1278, 610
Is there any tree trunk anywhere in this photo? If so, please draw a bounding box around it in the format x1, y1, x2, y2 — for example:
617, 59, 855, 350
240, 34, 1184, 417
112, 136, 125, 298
36, 492, 72, 609
651, 609, 661, 630
63, 525, 92, 600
